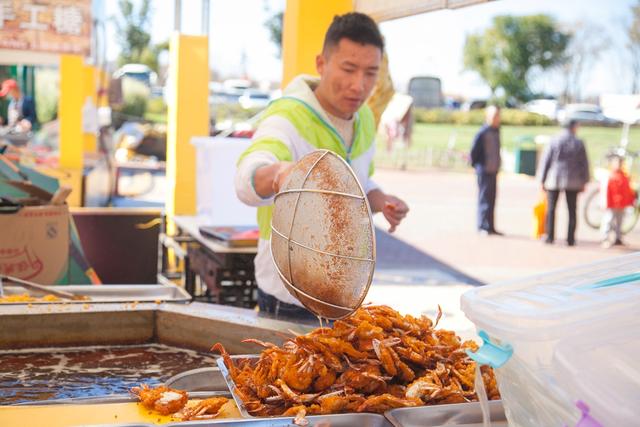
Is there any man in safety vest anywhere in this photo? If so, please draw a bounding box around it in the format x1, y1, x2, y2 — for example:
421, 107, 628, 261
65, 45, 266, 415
235, 12, 409, 321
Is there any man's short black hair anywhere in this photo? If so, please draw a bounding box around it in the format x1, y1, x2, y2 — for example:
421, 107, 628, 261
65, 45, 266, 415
323, 12, 384, 53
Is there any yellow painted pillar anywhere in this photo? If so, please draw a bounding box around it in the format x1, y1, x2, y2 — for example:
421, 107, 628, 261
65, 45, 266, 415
282, 0, 354, 87
165, 33, 209, 221
58, 55, 85, 207
82, 64, 97, 153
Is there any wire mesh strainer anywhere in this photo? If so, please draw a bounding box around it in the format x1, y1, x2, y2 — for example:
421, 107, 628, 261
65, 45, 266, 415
270, 150, 376, 319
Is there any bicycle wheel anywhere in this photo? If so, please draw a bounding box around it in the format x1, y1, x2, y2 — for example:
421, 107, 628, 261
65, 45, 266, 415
621, 205, 640, 235
583, 188, 605, 230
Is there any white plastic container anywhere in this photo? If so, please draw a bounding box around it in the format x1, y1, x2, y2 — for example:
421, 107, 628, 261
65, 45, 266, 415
191, 136, 256, 226
461, 253, 640, 427
551, 317, 640, 426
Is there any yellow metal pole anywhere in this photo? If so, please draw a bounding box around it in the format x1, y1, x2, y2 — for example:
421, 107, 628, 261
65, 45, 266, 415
82, 64, 97, 153
58, 54, 85, 207
282, 0, 354, 87
165, 33, 209, 222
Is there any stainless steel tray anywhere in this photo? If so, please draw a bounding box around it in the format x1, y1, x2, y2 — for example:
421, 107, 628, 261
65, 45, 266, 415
167, 413, 392, 426
217, 354, 258, 418
384, 400, 506, 427
80, 424, 155, 427
0, 283, 191, 304
165, 367, 228, 392
79, 412, 391, 427
218, 355, 505, 427
15, 391, 230, 406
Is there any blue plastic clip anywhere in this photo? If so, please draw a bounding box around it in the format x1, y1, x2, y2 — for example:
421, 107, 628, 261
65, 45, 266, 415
583, 272, 640, 290
571, 401, 603, 427
465, 330, 513, 369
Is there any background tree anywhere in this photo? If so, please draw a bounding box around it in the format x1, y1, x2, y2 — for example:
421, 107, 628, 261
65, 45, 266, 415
464, 15, 570, 103
113, 0, 167, 73
264, 1, 283, 58
561, 22, 610, 103
628, 1, 640, 93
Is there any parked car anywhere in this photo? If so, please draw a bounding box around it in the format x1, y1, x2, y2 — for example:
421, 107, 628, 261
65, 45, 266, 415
113, 64, 157, 87
523, 99, 559, 120
557, 103, 621, 126
239, 89, 272, 109
209, 87, 241, 105
461, 99, 487, 111
600, 93, 640, 124
114, 63, 164, 101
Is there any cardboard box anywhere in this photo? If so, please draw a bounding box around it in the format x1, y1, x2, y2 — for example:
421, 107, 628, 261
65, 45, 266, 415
0, 152, 97, 285
0, 204, 71, 285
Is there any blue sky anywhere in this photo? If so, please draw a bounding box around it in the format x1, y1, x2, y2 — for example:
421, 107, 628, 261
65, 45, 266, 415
105, 0, 638, 99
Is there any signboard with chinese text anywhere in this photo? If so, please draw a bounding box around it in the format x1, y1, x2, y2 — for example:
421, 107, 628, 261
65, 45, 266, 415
0, 0, 91, 56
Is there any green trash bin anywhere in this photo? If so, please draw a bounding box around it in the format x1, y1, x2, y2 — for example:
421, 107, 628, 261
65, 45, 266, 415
513, 135, 537, 176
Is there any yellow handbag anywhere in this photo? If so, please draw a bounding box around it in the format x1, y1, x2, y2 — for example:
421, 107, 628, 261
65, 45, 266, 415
532, 192, 547, 239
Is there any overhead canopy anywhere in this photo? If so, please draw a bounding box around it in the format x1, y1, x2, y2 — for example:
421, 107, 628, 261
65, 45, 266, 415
354, 0, 494, 22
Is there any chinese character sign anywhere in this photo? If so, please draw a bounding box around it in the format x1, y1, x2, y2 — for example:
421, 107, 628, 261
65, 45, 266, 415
0, 0, 91, 56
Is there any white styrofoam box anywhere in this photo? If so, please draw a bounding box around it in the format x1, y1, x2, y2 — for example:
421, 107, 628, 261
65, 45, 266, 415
461, 253, 640, 427
191, 136, 256, 226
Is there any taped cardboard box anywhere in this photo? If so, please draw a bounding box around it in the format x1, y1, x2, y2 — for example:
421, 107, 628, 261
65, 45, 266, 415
0, 204, 70, 284
0, 179, 96, 285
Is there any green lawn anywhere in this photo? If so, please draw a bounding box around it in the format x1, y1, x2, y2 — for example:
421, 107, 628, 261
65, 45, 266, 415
375, 123, 640, 172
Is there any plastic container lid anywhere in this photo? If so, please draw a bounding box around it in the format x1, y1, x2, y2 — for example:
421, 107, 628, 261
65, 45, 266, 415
551, 317, 640, 426
461, 253, 640, 343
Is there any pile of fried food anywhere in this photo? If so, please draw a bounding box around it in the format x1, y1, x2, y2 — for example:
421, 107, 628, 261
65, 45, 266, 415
0, 293, 61, 303
130, 384, 229, 421
213, 305, 500, 417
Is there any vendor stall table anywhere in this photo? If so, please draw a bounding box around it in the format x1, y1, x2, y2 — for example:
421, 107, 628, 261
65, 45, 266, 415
159, 215, 258, 308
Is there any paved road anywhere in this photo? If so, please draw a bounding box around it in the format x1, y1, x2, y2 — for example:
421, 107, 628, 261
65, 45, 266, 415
373, 168, 638, 284
367, 168, 639, 334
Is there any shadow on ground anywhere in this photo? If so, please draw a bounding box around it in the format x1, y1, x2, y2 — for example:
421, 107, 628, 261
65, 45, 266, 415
374, 228, 484, 286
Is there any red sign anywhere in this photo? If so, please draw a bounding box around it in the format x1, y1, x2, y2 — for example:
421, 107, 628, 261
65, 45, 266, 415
0, 0, 91, 56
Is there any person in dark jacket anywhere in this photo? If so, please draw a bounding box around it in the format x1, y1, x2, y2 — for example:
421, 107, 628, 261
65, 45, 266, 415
0, 79, 37, 131
470, 106, 502, 235
537, 120, 590, 246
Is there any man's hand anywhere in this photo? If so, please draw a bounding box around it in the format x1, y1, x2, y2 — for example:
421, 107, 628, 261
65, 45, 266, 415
16, 119, 32, 132
272, 162, 294, 194
253, 161, 294, 198
367, 190, 409, 233
382, 195, 409, 233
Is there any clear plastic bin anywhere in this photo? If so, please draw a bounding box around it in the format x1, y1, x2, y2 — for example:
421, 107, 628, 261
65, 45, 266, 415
551, 317, 640, 426
461, 253, 640, 427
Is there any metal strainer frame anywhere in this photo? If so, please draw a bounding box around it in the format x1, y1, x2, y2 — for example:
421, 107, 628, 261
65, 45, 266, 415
270, 150, 376, 319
